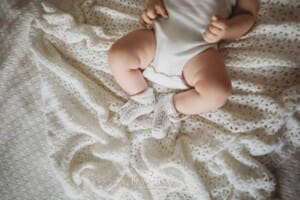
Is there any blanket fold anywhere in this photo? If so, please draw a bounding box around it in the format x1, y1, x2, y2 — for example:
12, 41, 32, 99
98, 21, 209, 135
28, 0, 299, 199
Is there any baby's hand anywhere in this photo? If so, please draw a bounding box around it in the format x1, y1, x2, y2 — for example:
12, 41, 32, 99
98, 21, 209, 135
139, 0, 169, 29
203, 16, 229, 43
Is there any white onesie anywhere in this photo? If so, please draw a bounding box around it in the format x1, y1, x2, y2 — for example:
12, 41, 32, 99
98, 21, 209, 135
142, 0, 236, 89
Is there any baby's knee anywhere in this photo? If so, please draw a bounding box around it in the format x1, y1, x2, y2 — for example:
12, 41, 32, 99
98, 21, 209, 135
108, 43, 128, 64
108, 43, 139, 70
195, 79, 232, 109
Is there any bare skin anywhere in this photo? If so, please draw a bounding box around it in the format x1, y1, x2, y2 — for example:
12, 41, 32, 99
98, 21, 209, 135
108, 0, 259, 115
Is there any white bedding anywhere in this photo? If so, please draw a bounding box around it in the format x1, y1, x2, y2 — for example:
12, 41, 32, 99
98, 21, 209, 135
1, 0, 299, 199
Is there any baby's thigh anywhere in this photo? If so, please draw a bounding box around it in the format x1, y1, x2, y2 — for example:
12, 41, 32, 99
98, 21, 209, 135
182, 48, 231, 87
110, 29, 156, 69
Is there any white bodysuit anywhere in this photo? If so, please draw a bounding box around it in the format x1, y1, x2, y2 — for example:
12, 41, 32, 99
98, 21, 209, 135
142, 0, 236, 89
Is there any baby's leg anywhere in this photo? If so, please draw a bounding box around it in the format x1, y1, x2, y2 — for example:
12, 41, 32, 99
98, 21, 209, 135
108, 29, 156, 95
174, 48, 232, 115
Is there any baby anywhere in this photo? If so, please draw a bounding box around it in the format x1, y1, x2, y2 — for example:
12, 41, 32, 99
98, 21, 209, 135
108, 0, 259, 137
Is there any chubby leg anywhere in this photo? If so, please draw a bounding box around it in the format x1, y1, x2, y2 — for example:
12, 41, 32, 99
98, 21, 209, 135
108, 29, 157, 124
174, 48, 232, 115
152, 48, 231, 138
108, 29, 156, 95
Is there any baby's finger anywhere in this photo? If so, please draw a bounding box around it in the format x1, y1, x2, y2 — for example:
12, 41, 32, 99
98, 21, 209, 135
203, 31, 216, 42
206, 29, 218, 37
208, 25, 222, 35
211, 15, 219, 21
139, 16, 147, 28
142, 12, 154, 25
155, 5, 169, 18
211, 20, 227, 30
203, 34, 213, 43
146, 9, 157, 20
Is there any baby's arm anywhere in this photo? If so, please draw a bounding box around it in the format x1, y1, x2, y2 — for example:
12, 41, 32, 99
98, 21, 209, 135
139, 0, 169, 28
223, 0, 259, 40
203, 0, 259, 43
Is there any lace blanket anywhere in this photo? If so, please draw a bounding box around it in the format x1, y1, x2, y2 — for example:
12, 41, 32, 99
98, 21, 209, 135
26, 0, 300, 199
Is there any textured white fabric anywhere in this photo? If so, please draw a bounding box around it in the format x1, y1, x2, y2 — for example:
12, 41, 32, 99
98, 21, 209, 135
0, 1, 76, 200
1, 0, 300, 200
143, 0, 235, 89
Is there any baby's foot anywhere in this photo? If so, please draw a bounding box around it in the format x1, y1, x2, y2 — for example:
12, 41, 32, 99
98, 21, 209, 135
152, 93, 188, 139
118, 87, 155, 125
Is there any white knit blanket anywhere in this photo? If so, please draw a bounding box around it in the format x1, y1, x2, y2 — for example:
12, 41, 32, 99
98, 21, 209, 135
2, 0, 299, 199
